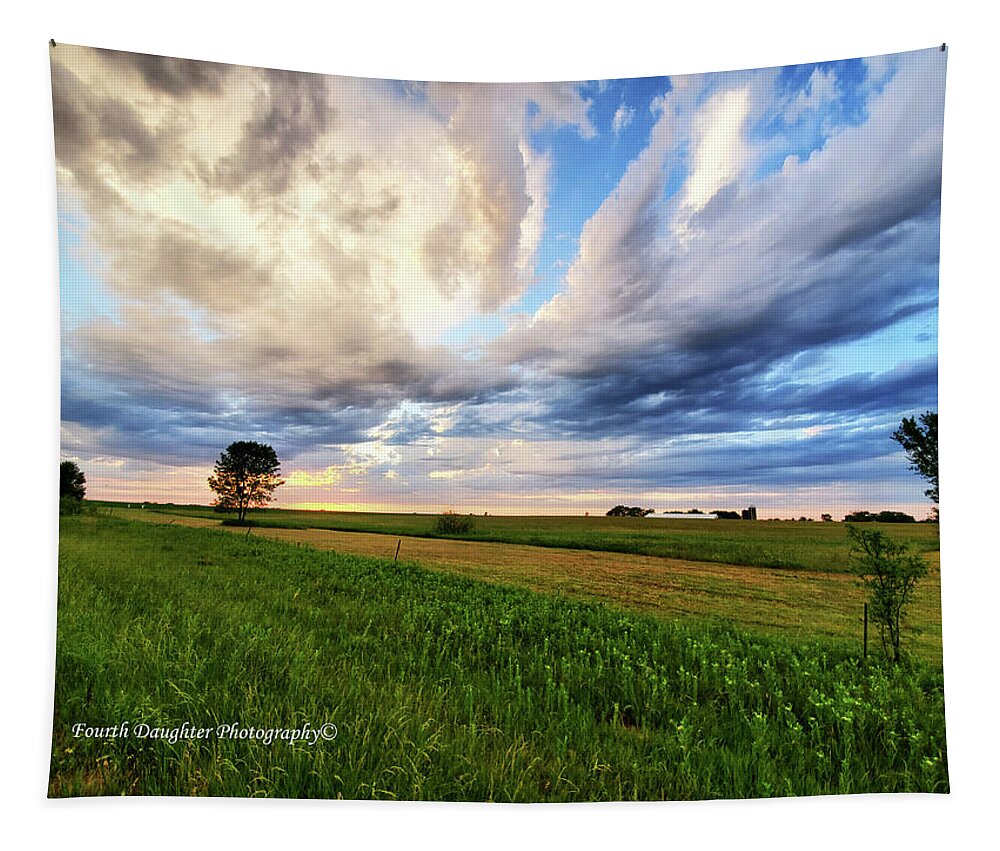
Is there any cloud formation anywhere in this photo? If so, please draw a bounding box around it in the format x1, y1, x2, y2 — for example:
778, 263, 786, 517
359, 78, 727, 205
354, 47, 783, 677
53, 46, 591, 446
53, 44, 945, 515
502, 51, 942, 434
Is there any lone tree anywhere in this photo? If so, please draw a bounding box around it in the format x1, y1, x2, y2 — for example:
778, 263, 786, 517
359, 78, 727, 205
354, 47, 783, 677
60, 460, 86, 500
847, 525, 928, 664
208, 441, 284, 522
892, 411, 938, 504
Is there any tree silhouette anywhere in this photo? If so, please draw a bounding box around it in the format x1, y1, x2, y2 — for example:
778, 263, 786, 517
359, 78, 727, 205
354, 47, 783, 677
892, 412, 938, 503
208, 441, 284, 521
60, 460, 86, 500
606, 505, 655, 517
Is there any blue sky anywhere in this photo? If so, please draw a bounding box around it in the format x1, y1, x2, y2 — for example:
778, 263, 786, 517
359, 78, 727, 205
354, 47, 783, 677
521, 75, 676, 313
53, 44, 944, 517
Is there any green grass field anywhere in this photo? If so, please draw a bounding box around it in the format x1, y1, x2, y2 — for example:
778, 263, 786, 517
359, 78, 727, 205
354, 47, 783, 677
102, 502, 940, 573
114, 504, 945, 664
50, 514, 948, 800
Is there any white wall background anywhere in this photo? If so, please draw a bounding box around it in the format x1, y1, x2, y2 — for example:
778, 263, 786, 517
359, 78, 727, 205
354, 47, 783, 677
2, 2, 995, 848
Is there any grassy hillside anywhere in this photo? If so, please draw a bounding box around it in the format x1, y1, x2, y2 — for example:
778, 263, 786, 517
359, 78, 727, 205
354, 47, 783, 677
51, 516, 947, 800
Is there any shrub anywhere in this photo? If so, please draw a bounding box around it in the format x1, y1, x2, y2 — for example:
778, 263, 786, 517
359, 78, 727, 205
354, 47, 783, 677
59, 496, 84, 516
434, 511, 475, 535
847, 525, 928, 663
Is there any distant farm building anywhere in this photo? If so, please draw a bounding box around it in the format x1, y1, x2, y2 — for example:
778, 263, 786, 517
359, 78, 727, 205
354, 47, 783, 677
649, 512, 719, 520
741, 506, 758, 520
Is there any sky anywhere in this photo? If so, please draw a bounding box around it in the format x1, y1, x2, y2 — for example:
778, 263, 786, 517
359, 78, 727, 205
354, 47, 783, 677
52, 44, 944, 518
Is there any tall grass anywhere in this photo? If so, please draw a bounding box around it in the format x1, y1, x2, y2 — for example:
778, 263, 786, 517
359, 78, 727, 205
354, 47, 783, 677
51, 516, 948, 800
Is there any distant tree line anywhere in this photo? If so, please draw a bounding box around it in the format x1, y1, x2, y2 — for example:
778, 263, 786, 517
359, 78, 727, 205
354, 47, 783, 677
605, 506, 779, 520
605, 505, 935, 523
843, 510, 917, 524
606, 506, 655, 517
605, 506, 765, 520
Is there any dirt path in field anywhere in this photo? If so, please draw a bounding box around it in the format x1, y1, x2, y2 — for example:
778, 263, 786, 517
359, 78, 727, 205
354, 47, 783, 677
118, 508, 943, 661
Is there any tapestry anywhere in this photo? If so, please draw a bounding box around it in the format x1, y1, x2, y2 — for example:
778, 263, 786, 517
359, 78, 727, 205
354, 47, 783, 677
49, 42, 947, 800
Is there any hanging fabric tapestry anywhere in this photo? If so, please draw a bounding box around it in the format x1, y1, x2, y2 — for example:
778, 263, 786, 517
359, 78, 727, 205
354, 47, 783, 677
49, 42, 948, 800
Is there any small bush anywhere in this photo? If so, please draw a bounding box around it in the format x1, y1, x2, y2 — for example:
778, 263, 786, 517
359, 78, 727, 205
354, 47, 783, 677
434, 512, 475, 535
59, 496, 84, 516
847, 525, 928, 663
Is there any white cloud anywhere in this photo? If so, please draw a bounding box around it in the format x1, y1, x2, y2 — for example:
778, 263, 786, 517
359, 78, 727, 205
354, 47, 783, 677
612, 103, 635, 135
678, 86, 751, 215
516, 143, 551, 274
783, 67, 839, 123
503, 49, 945, 391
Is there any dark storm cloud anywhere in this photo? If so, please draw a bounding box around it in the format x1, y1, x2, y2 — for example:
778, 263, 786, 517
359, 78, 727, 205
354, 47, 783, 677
766, 356, 937, 417
110, 224, 276, 311
214, 69, 335, 195
482, 345, 936, 448
50, 63, 93, 169
64, 304, 505, 462
339, 192, 401, 233
97, 98, 162, 176
95, 48, 230, 97
812, 176, 943, 259
51, 62, 167, 185
61, 365, 383, 467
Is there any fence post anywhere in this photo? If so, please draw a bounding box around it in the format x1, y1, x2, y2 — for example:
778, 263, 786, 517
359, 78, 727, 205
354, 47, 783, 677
394, 539, 401, 561
863, 602, 868, 660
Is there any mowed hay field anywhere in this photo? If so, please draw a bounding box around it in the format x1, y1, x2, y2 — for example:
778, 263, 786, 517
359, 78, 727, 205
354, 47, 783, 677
51, 512, 948, 800
120, 506, 944, 664
116, 502, 941, 572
